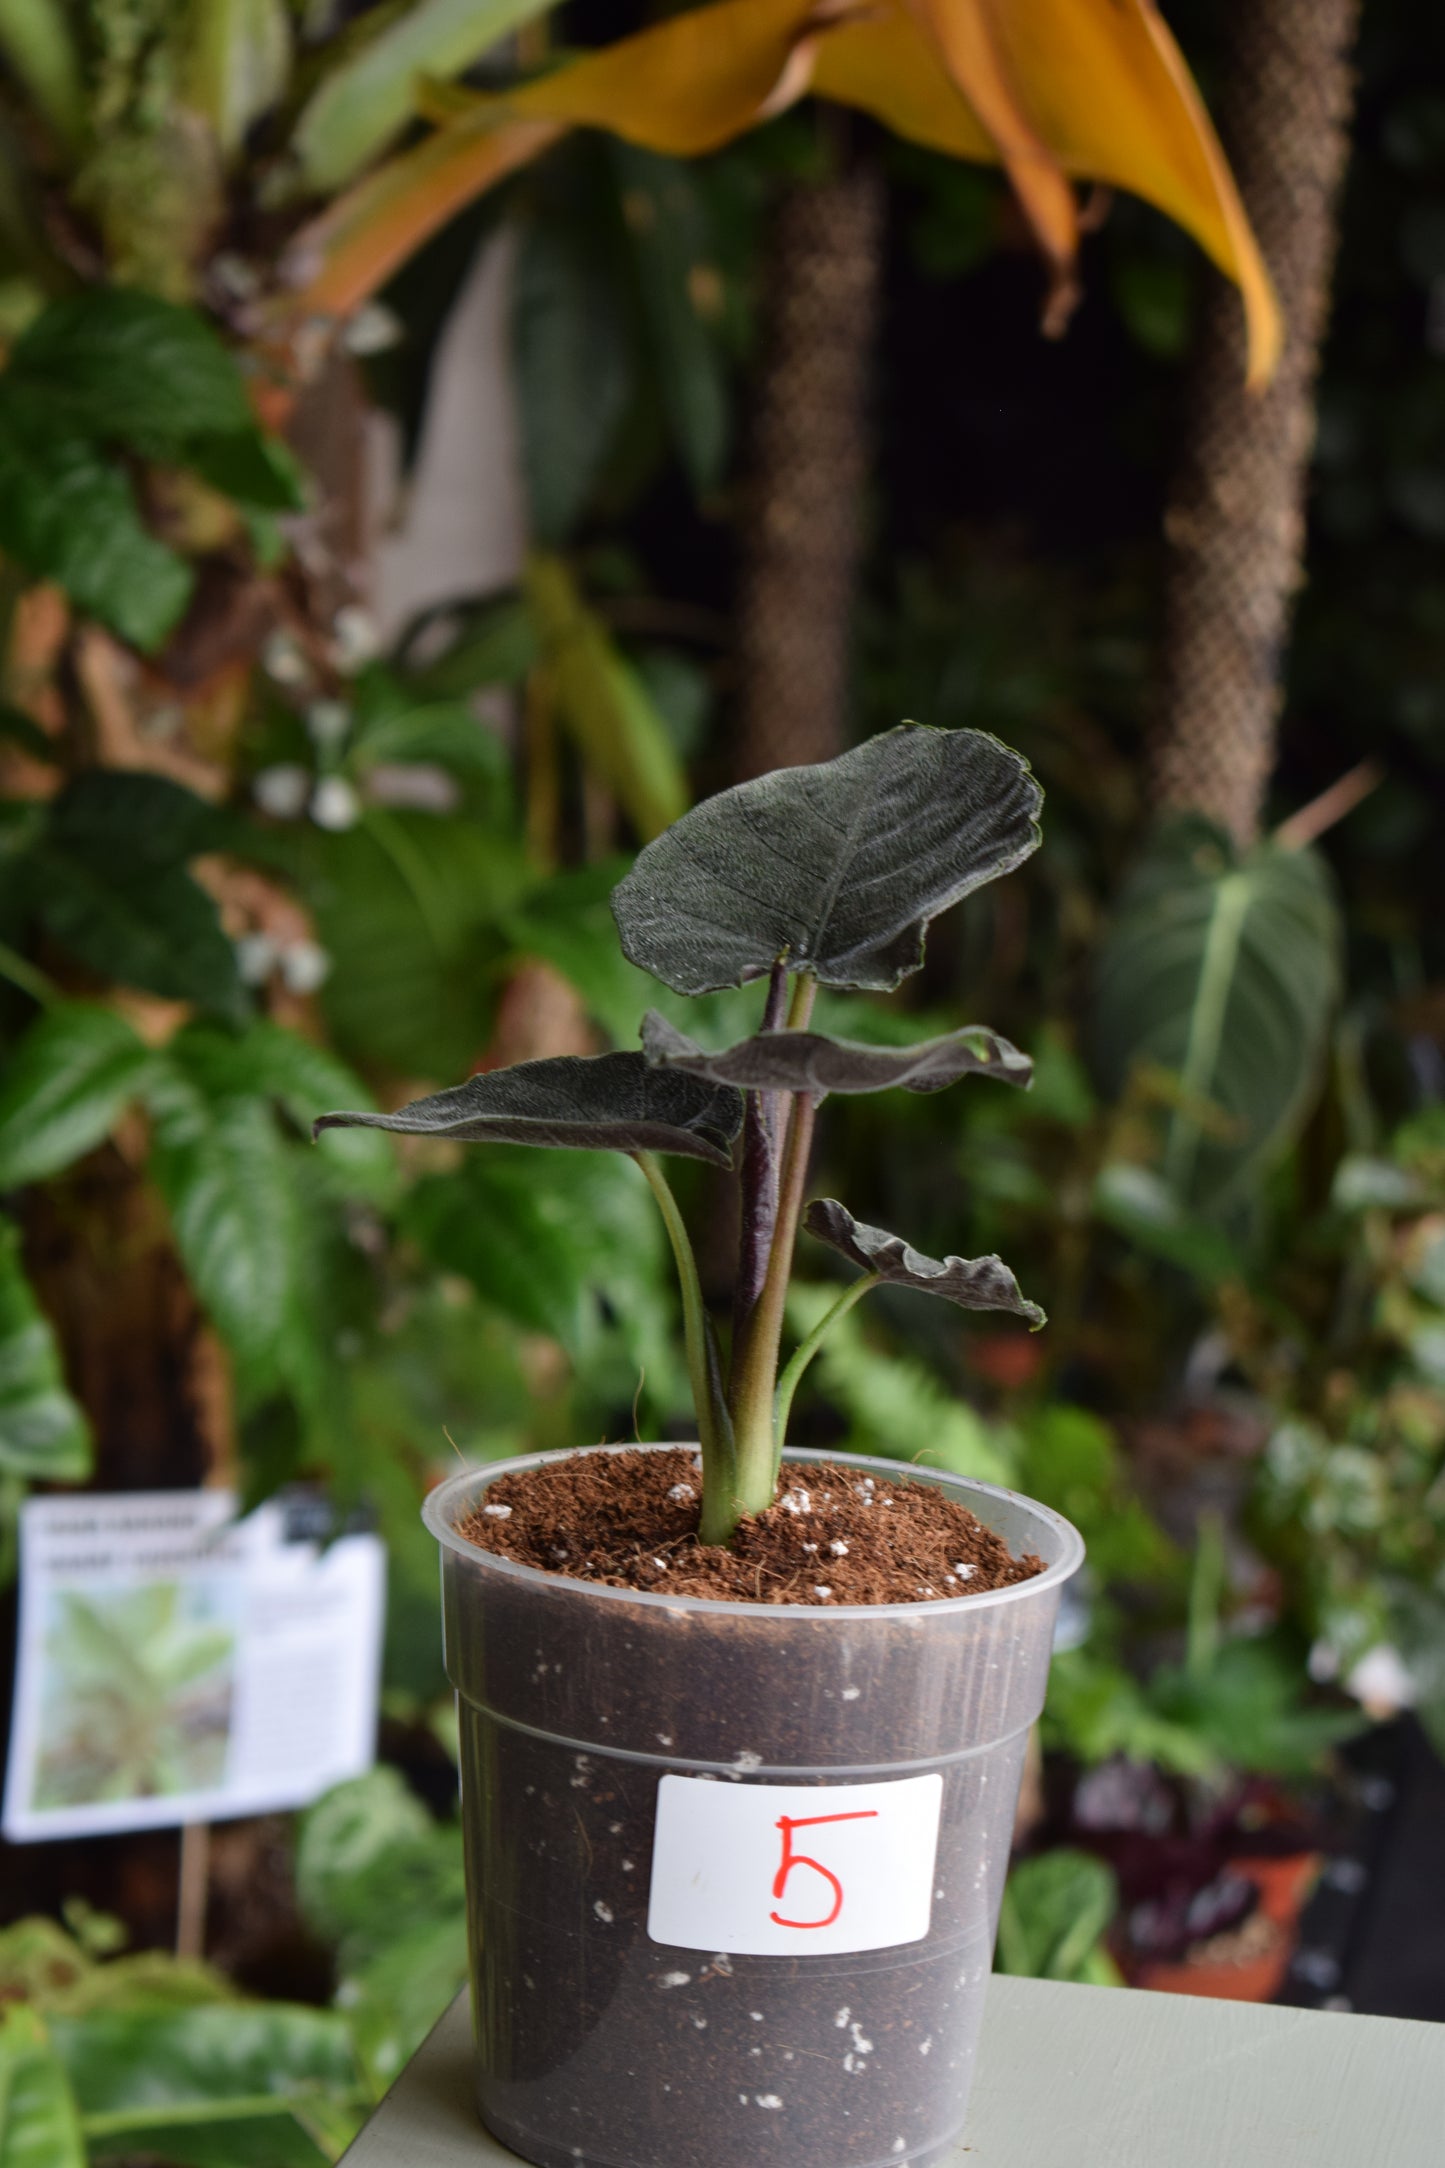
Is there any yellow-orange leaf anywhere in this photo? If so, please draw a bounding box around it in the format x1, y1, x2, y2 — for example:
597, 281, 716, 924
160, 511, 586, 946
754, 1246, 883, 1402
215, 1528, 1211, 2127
285, 0, 1279, 387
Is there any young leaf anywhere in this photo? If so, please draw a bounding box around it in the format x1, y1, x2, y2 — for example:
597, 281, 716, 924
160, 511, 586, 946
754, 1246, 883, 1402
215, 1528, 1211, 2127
315, 1051, 743, 1168
642, 1010, 1032, 1094
0, 1218, 91, 1482
804, 1197, 1045, 1325
0, 1005, 156, 1189
611, 723, 1041, 994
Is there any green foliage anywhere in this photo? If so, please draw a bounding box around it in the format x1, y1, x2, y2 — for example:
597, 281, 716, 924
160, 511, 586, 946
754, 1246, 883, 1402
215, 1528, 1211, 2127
0, 1005, 156, 1189
0, 291, 299, 649
1092, 821, 1342, 1214
996, 1850, 1121, 1985
0, 2005, 85, 2168
1014, 1405, 1173, 1589
0, 1216, 89, 1484
296, 1769, 468, 2093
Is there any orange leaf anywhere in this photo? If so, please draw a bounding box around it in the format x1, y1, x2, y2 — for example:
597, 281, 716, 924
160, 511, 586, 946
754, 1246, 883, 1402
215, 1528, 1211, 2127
822, 0, 1278, 383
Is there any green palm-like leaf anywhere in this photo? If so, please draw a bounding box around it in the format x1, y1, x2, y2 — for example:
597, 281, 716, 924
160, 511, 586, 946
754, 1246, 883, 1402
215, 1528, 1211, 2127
611, 723, 1041, 994
315, 1051, 743, 1168
804, 1198, 1045, 1326
641, 1010, 1032, 1095
1092, 820, 1342, 1211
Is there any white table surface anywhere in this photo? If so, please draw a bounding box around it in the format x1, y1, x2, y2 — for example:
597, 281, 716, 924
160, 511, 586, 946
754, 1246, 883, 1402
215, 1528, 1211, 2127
340, 1978, 1445, 2166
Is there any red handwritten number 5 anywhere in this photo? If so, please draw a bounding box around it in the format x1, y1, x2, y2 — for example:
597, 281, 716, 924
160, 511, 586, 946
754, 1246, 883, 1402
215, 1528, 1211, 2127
769, 1810, 879, 1929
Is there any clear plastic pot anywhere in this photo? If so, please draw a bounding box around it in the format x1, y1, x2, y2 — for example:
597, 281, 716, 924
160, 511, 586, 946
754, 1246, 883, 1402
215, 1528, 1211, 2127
424, 1446, 1084, 2168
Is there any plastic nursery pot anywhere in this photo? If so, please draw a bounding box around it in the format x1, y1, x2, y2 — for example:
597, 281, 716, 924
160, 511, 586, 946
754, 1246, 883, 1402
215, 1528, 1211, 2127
423, 1446, 1084, 2168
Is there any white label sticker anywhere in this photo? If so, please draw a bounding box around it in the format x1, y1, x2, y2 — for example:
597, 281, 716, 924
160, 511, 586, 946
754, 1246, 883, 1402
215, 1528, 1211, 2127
647, 1771, 943, 1956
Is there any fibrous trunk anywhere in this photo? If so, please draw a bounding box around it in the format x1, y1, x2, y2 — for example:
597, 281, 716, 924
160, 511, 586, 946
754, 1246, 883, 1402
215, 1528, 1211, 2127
1150, 0, 1362, 848
733, 161, 884, 780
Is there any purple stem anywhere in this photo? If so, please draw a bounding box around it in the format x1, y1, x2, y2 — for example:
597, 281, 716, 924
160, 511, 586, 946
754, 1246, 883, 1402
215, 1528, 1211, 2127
732, 958, 789, 1345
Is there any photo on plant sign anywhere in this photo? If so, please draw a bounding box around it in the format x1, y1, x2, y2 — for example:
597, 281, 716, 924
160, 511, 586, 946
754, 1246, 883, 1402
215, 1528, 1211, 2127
31, 1580, 238, 1810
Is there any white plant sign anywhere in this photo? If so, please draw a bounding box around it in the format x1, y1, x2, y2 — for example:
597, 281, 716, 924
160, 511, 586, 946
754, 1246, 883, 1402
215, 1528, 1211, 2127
3, 1490, 385, 1842
647, 1772, 943, 1956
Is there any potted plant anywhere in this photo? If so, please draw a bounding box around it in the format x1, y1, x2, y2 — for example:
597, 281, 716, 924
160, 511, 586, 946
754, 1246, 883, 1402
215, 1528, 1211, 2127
318, 724, 1083, 2168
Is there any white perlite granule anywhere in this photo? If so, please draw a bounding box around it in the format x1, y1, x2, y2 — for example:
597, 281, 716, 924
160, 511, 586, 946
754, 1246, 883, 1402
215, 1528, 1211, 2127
592, 1901, 613, 1923
754, 2094, 783, 2110
482, 1503, 512, 1518
656, 1972, 690, 1990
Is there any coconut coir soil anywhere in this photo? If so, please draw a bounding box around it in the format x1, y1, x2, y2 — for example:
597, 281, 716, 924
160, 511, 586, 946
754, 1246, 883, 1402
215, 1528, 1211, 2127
457, 1446, 1042, 1602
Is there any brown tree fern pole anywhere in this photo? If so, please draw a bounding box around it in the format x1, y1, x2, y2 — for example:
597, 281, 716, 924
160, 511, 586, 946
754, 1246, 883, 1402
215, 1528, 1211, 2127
733, 158, 885, 779
1151, 0, 1363, 847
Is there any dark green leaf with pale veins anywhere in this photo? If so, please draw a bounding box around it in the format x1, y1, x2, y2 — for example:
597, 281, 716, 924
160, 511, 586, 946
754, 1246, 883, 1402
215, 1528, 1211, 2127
641, 1010, 1032, 1095
315, 1051, 744, 1168
804, 1198, 1045, 1327
611, 724, 1041, 995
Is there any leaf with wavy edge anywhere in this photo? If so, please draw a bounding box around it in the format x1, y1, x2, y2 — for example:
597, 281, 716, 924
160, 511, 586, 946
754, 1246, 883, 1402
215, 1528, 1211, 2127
314, 1051, 744, 1168
642, 1009, 1032, 1094
804, 1198, 1045, 1327
612, 724, 1041, 996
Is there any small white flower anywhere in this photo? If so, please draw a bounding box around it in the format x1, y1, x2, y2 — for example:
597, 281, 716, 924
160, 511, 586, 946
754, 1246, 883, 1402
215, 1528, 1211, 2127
253, 764, 311, 819
279, 939, 331, 995
262, 631, 310, 687
311, 776, 362, 831
235, 932, 279, 984
332, 604, 381, 672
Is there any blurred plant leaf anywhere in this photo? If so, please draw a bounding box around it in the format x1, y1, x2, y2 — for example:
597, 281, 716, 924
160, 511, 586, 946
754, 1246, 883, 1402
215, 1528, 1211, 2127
318, 1050, 744, 1167
643, 1011, 1032, 1094
996, 1849, 1121, 1984
527, 554, 689, 839
291, 0, 557, 191
612, 723, 1040, 994
286, 0, 1277, 390
512, 171, 633, 543
0, 399, 192, 650
0, 1217, 90, 1483
1092, 821, 1342, 1213
610, 142, 728, 494
0, 1004, 156, 1188
1041, 1648, 1219, 1776
50, 2004, 364, 2168
402, 593, 538, 698
3, 291, 253, 452
805, 1198, 1045, 1325
407, 1144, 678, 1397
29, 776, 245, 1018
1016, 1404, 1173, 1586
1091, 1162, 1244, 1284
216, 1021, 398, 1206
184, 0, 292, 158
143, 1029, 318, 1407
348, 665, 510, 801
0, 2005, 85, 2168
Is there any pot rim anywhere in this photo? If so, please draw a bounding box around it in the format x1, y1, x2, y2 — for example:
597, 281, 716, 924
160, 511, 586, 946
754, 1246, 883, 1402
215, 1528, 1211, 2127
422, 1442, 1084, 1620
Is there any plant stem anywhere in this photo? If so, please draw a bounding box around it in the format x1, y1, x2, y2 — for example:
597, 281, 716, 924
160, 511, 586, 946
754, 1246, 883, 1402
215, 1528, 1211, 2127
771, 1271, 880, 1452
633, 1151, 735, 1541
733, 957, 790, 1344
727, 1072, 818, 1516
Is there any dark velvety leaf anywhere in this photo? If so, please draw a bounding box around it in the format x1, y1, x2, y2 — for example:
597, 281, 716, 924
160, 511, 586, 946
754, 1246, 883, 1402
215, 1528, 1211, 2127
0, 1217, 91, 1481
51, 2003, 362, 2168
641, 1010, 1032, 1095
804, 1198, 1045, 1326
0, 1004, 156, 1188
0, 396, 192, 651
4, 291, 252, 454
317, 1051, 743, 1167
611, 724, 1042, 994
